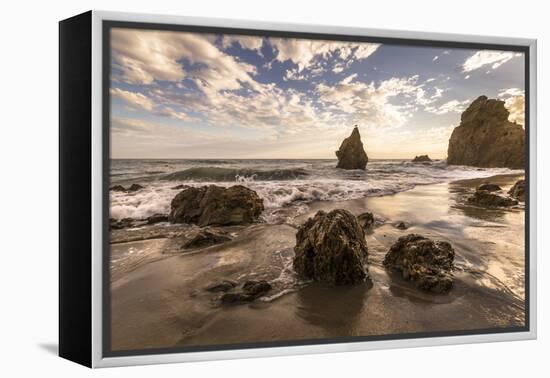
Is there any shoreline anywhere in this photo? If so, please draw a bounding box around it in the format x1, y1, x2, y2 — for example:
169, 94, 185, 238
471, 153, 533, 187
110, 173, 525, 351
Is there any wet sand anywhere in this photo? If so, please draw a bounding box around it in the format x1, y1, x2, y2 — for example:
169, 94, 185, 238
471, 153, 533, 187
110, 174, 525, 352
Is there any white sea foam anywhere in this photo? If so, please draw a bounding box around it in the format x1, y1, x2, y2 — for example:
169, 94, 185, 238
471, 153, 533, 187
109, 159, 523, 220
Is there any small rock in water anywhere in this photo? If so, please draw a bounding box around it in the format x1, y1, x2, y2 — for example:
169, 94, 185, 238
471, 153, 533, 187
205, 280, 237, 293
182, 228, 231, 249
467, 190, 518, 207
110, 185, 127, 192
384, 234, 455, 293
242, 280, 272, 297
219, 280, 272, 304
508, 180, 525, 202
293, 209, 368, 285
171, 184, 189, 190
477, 183, 502, 192
412, 155, 432, 163
357, 212, 375, 230
146, 213, 169, 225
395, 221, 408, 230
109, 217, 137, 230
127, 183, 144, 192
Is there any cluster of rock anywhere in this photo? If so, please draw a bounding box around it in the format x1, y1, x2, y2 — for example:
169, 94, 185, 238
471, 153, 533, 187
412, 155, 432, 163
466, 180, 525, 208
293, 209, 369, 285
169, 185, 264, 226
335, 126, 368, 170
383, 234, 455, 293
181, 228, 231, 249
207, 279, 272, 304
447, 96, 525, 169
291, 209, 457, 294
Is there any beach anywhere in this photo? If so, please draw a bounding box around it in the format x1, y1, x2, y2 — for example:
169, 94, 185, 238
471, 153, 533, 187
109, 160, 525, 352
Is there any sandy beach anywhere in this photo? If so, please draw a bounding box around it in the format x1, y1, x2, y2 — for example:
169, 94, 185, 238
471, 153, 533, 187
109, 173, 525, 352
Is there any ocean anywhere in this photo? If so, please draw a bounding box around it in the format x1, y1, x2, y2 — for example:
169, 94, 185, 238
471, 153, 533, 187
110, 159, 523, 222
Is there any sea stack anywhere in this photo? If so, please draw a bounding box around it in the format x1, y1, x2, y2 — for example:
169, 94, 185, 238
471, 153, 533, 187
335, 126, 368, 170
447, 96, 525, 169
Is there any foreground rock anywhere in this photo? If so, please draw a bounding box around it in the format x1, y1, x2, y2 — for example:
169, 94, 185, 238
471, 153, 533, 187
182, 229, 231, 249
219, 280, 272, 304
335, 126, 368, 170
467, 190, 518, 208
477, 183, 502, 192
293, 209, 368, 285
169, 185, 264, 226
384, 234, 455, 293
508, 180, 525, 202
395, 221, 408, 230
447, 96, 525, 169
412, 155, 432, 163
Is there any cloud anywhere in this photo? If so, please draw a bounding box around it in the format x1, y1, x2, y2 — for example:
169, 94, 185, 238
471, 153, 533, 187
462, 50, 521, 72
432, 56, 439, 62
222, 35, 264, 52
110, 88, 153, 111
111, 28, 259, 94
425, 99, 471, 115
269, 38, 380, 72
498, 88, 525, 125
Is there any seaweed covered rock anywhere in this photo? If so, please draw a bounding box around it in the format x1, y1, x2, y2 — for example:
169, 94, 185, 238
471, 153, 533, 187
293, 209, 368, 285
447, 96, 525, 169
384, 234, 455, 293
412, 155, 432, 163
467, 190, 518, 207
508, 179, 525, 202
169, 185, 264, 226
335, 126, 368, 170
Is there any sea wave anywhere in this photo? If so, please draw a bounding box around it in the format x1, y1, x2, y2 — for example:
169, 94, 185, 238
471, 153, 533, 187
162, 167, 309, 182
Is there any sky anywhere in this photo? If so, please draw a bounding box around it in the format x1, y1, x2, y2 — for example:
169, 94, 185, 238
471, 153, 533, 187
110, 28, 525, 159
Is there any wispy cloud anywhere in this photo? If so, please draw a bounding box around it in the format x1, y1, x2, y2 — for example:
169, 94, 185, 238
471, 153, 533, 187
462, 50, 521, 72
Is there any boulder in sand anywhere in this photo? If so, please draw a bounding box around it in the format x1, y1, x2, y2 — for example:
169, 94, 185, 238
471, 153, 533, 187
467, 190, 518, 208
447, 96, 525, 169
412, 155, 432, 163
293, 209, 368, 285
384, 234, 455, 293
508, 180, 525, 202
169, 185, 264, 226
335, 126, 368, 170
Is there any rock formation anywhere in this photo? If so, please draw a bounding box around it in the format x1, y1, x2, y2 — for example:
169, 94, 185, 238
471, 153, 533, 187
169, 185, 264, 226
293, 209, 368, 285
467, 189, 518, 208
447, 96, 525, 169
384, 234, 455, 293
508, 180, 525, 202
412, 155, 432, 163
335, 126, 368, 169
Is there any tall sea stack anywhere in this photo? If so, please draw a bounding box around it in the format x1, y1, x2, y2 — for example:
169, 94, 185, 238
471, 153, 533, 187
336, 126, 368, 170
447, 96, 525, 169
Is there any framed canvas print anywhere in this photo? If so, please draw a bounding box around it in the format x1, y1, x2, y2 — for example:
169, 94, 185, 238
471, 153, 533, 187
59, 10, 537, 368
